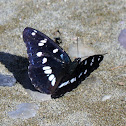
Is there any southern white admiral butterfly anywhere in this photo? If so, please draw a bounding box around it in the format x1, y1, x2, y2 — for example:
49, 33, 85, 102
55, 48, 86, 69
23, 27, 104, 98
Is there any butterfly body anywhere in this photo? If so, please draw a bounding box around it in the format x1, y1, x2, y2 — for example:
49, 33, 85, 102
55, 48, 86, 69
23, 27, 104, 98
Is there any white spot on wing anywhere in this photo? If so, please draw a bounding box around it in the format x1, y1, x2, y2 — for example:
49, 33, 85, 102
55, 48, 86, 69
98, 57, 101, 61
30, 78, 32, 81
36, 52, 42, 57
40, 39, 47, 43
38, 42, 44, 46
53, 48, 58, 53
43, 66, 51, 70
38, 39, 47, 46
84, 69, 87, 74
51, 77, 56, 86
60, 54, 64, 59
90, 62, 93, 66
78, 72, 83, 78
44, 69, 52, 74
92, 57, 94, 62
48, 74, 55, 81
84, 60, 87, 65
42, 58, 47, 64
58, 81, 69, 88
34, 30, 37, 33
70, 77, 76, 83
31, 32, 36, 36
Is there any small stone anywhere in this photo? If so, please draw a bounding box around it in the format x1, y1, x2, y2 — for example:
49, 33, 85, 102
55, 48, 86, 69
118, 82, 125, 86
0, 74, 16, 87
8, 103, 39, 119
118, 29, 126, 49
102, 95, 112, 101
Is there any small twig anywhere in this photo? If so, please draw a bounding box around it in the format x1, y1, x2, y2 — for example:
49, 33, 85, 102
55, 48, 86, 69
110, 65, 126, 70
77, 37, 79, 57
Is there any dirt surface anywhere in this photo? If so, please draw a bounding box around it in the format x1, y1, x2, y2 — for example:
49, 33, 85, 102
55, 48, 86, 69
0, 0, 126, 125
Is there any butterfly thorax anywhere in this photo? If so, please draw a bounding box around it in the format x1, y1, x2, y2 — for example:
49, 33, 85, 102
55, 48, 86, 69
68, 58, 81, 75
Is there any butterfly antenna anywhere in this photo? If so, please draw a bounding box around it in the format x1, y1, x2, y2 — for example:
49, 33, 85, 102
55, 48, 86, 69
80, 52, 108, 60
77, 37, 79, 58
102, 52, 108, 55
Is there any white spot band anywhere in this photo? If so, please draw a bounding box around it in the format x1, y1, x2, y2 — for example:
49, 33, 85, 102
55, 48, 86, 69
42, 58, 47, 64
59, 81, 69, 88
36, 52, 43, 57
70, 77, 76, 83
53, 48, 58, 53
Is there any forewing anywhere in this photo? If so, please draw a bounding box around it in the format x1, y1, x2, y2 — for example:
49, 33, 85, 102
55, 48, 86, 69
52, 55, 104, 98
28, 59, 66, 94
23, 27, 71, 65
76, 55, 104, 81
23, 27, 71, 94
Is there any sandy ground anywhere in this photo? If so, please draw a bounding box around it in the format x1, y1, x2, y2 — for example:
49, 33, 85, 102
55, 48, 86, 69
0, 0, 126, 125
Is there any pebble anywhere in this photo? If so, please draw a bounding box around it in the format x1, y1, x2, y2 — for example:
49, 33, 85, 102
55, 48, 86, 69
0, 74, 16, 87
8, 103, 39, 119
102, 95, 112, 101
118, 29, 126, 49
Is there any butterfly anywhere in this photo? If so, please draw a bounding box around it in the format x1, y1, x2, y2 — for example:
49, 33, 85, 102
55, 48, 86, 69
23, 27, 104, 99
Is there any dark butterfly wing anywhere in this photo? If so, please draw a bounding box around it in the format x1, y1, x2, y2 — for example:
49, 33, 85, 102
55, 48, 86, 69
23, 27, 71, 94
52, 55, 103, 98
23, 27, 71, 65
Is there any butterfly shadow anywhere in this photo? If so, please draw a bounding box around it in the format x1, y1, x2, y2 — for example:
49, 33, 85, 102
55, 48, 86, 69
0, 52, 37, 91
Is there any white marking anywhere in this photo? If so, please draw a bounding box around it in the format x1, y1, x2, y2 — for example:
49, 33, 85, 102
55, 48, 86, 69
78, 72, 83, 78
44, 69, 52, 74
30, 78, 32, 81
70, 77, 76, 83
43, 66, 51, 70
53, 48, 58, 53
48, 74, 55, 81
92, 57, 94, 62
31, 32, 36, 36
51, 77, 56, 86
38, 39, 47, 46
58, 81, 69, 88
60, 54, 63, 59
84, 69, 87, 74
38, 42, 44, 46
84, 60, 87, 65
90, 62, 93, 66
98, 57, 101, 61
36, 52, 43, 57
40, 39, 47, 43
34, 30, 37, 33
42, 58, 47, 64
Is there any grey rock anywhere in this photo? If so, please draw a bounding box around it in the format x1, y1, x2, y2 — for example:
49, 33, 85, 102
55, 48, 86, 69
0, 74, 16, 87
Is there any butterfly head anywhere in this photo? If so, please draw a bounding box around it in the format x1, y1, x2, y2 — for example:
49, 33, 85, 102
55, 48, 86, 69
68, 58, 81, 74
73, 58, 81, 64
